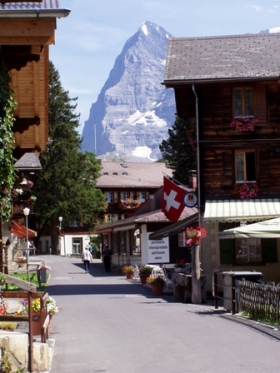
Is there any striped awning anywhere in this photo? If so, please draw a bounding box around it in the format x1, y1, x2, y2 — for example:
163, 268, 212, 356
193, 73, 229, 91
204, 199, 280, 222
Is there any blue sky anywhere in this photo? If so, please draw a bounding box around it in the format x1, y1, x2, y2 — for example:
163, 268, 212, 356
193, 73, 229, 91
49, 0, 280, 133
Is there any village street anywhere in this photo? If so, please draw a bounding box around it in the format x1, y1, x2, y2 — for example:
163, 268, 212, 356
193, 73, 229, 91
41, 255, 280, 373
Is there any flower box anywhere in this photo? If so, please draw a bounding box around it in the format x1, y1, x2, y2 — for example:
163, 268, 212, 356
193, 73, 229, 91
230, 117, 259, 132
232, 182, 258, 199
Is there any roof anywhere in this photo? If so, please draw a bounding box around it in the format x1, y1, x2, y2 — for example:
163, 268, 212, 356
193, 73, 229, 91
0, 1, 60, 9
14, 153, 42, 171
96, 161, 173, 189
204, 199, 280, 222
95, 207, 197, 232
163, 33, 280, 85
0, 1, 70, 17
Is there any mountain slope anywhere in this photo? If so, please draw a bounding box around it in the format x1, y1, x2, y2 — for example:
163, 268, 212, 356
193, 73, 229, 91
81, 21, 175, 161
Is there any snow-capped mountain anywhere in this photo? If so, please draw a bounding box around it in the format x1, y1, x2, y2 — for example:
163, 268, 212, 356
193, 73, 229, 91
81, 21, 175, 162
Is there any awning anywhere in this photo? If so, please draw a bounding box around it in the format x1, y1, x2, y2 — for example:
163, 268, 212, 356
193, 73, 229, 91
219, 217, 280, 239
204, 199, 280, 222
149, 213, 198, 240
10, 221, 37, 239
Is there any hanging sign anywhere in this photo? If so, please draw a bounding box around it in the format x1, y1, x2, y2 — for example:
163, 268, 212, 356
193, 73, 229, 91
183, 192, 197, 207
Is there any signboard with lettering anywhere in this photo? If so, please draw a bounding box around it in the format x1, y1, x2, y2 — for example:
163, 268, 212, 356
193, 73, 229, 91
147, 237, 169, 263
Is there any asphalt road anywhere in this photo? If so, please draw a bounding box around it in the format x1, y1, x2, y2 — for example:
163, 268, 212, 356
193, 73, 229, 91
39, 255, 280, 373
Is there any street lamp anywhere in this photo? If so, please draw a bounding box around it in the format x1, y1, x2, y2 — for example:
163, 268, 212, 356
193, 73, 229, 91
58, 216, 63, 255
23, 207, 30, 281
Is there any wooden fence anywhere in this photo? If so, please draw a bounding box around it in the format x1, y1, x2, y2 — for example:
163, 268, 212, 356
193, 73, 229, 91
239, 280, 280, 324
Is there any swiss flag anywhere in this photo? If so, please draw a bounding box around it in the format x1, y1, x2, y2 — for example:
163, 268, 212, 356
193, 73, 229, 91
162, 176, 186, 222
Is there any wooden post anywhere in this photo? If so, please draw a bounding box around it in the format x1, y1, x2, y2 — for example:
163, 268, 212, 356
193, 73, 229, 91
214, 271, 218, 309
28, 292, 33, 373
191, 244, 202, 304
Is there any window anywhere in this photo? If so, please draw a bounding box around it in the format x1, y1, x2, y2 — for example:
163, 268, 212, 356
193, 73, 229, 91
72, 220, 79, 227
106, 214, 118, 222
178, 231, 187, 247
130, 229, 141, 256
105, 192, 114, 203
137, 192, 146, 203
122, 191, 130, 200
219, 223, 278, 265
233, 88, 253, 117
72, 238, 82, 254
236, 238, 262, 263
235, 151, 256, 181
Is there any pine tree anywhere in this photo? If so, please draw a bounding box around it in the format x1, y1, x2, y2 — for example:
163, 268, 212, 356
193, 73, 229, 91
32, 62, 106, 252
159, 116, 197, 185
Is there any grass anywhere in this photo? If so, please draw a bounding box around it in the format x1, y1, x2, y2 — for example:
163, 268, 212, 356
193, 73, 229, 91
4, 272, 48, 292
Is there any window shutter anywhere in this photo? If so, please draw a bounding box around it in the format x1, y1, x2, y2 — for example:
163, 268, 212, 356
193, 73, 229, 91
220, 239, 235, 265
262, 238, 278, 263
254, 85, 267, 122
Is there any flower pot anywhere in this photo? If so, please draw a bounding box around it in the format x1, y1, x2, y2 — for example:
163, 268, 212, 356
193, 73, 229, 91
139, 274, 150, 284
151, 284, 164, 296
126, 272, 134, 279
18, 262, 26, 267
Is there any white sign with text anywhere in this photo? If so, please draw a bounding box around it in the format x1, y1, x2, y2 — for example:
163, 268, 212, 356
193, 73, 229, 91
147, 237, 170, 263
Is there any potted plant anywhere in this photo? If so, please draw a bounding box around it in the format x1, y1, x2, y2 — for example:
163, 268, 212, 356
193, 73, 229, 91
122, 265, 135, 279
139, 265, 153, 284
146, 276, 166, 295
16, 256, 27, 267
186, 226, 207, 245
174, 259, 186, 271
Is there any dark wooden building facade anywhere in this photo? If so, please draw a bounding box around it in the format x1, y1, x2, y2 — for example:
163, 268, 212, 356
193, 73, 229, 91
163, 32, 280, 290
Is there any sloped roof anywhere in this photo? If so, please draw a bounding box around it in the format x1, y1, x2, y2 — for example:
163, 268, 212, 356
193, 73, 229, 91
95, 206, 197, 232
163, 33, 280, 85
0, 1, 60, 9
96, 161, 173, 189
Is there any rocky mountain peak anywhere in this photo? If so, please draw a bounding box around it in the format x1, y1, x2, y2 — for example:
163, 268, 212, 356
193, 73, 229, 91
81, 21, 175, 162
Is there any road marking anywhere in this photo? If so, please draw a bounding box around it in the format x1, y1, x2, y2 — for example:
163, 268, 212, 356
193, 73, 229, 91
53, 277, 73, 280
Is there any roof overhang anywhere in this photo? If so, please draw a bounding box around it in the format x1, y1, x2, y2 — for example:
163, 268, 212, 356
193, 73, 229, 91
204, 199, 280, 222
0, 9, 70, 18
162, 76, 280, 87
149, 213, 198, 240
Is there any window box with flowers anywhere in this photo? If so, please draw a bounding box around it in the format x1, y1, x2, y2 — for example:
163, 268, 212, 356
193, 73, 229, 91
186, 227, 207, 245
232, 182, 259, 200
119, 198, 142, 210
230, 117, 259, 132
174, 259, 186, 272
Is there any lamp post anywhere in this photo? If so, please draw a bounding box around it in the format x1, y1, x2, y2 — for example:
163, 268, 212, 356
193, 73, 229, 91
58, 216, 63, 256
23, 207, 30, 282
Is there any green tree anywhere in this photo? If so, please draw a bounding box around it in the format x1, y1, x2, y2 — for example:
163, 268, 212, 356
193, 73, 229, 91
0, 62, 17, 272
159, 116, 197, 185
32, 62, 106, 253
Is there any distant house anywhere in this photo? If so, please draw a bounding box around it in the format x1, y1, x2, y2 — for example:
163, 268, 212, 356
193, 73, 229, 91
162, 32, 280, 291
44, 160, 175, 257
95, 161, 198, 267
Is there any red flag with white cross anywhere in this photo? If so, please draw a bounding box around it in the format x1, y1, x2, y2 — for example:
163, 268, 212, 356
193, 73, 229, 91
162, 176, 186, 222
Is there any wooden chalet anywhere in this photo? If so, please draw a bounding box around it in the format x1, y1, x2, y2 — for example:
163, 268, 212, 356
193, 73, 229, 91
0, 1, 70, 267
162, 32, 280, 291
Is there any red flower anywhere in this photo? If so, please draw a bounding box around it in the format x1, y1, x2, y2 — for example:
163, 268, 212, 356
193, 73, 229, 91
186, 226, 207, 245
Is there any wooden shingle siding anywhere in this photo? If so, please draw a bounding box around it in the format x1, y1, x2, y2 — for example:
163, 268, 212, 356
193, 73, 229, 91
11, 47, 48, 153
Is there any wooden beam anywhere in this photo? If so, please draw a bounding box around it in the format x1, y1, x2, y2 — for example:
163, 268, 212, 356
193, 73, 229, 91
0, 18, 56, 37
